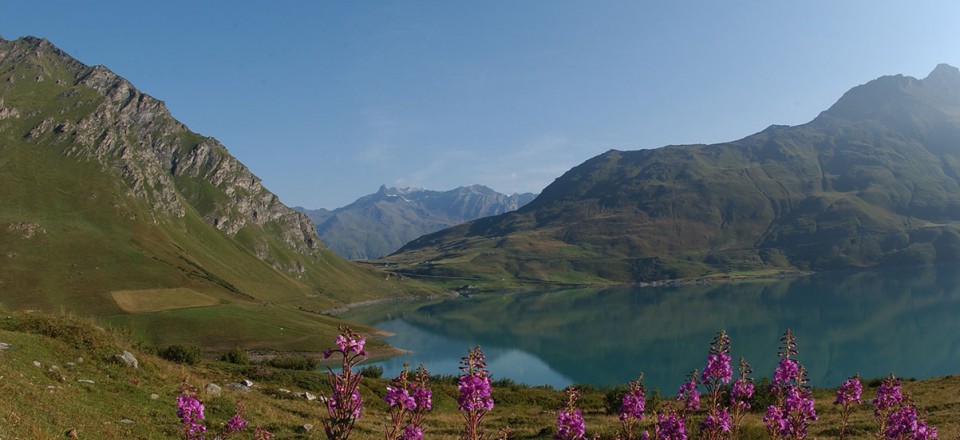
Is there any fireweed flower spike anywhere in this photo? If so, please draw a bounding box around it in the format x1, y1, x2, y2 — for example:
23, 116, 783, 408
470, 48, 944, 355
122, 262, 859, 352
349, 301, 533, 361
834, 374, 862, 440
872, 373, 903, 437
763, 330, 817, 440
385, 363, 433, 440
322, 325, 368, 440
884, 403, 939, 440
459, 346, 494, 440
700, 330, 733, 440
676, 371, 700, 413
556, 387, 586, 440
176, 382, 206, 439
619, 374, 646, 440
729, 357, 755, 438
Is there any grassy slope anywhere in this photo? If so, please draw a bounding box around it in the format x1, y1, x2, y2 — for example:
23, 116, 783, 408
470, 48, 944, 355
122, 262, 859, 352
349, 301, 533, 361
0, 37, 441, 349
1, 308, 958, 439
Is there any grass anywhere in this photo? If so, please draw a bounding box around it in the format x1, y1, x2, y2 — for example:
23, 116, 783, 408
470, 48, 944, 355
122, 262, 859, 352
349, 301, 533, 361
1, 307, 958, 439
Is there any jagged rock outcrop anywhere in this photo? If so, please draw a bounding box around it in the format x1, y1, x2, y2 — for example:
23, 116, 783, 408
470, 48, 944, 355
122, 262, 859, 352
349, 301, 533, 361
0, 36, 321, 273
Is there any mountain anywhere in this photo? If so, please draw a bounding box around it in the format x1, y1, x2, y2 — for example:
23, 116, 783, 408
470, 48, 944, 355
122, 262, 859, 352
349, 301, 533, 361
297, 185, 536, 260
0, 36, 432, 349
383, 64, 960, 287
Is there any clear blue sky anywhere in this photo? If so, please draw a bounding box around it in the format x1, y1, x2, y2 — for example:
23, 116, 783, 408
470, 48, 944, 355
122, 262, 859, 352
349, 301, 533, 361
3, 1, 958, 209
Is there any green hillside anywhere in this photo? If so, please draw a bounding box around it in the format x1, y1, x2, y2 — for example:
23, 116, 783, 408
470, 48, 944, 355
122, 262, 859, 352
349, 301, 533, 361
384, 65, 960, 287
0, 36, 438, 350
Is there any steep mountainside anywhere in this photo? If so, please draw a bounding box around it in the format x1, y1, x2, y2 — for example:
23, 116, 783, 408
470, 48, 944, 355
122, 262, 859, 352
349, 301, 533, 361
298, 185, 535, 260
0, 36, 431, 349
384, 65, 960, 286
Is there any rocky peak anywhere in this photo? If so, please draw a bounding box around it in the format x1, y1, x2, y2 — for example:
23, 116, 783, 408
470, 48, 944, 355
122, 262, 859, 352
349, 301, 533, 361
1, 36, 325, 274
922, 63, 960, 103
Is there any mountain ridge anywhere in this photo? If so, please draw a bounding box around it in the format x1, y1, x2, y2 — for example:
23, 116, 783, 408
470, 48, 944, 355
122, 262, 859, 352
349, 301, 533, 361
298, 184, 536, 260
384, 64, 960, 286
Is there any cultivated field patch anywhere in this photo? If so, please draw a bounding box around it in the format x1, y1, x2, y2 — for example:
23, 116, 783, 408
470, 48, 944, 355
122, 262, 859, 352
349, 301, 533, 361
110, 288, 220, 313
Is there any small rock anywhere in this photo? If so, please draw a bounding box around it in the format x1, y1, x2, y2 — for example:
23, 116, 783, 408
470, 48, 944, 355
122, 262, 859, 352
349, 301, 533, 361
49, 365, 59, 372
205, 383, 222, 398
77, 379, 95, 384
227, 383, 252, 393
0, 342, 11, 351
117, 351, 138, 369
66, 428, 78, 438
150, 393, 160, 400
278, 388, 291, 394
240, 379, 254, 387
65, 362, 76, 368
299, 391, 317, 401
300, 424, 313, 433
33, 360, 42, 368
77, 357, 83, 363
120, 419, 134, 424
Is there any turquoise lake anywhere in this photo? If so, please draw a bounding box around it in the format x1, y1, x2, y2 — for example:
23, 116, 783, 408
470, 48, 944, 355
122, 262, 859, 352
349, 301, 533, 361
342, 264, 960, 393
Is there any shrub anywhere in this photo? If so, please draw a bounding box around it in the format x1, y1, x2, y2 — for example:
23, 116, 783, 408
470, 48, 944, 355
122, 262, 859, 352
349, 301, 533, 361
359, 364, 384, 379
220, 347, 249, 365
262, 355, 318, 371
160, 344, 203, 365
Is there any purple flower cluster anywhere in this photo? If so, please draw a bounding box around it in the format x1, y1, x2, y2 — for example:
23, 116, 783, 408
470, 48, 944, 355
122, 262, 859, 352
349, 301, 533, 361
676, 375, 700, 411
654, 412, 688, 440
619, 375, 646, 440
730, 378, 754, 410
699, 409, 732, 433
176, 394, 207, 439
458, 374, 495, 412
764, 330, 816, 440
885, 404, 938, 440
400, 425, 424, 440
556, 409, 586, 440
460, 346, 494, 440
385, 385, 416, 410
321, 326, 368, 440
555, 387, 586, 440
834, 374, 861, 440
701, 352, 733, 384
764, 386, 818, 438
619, 387, 646, 421
327, 388, 363, 419
385, 364, 433, 440
224, 413, 248, 434
834, 375, 863, 406
873, 375, 904, 417
773, 358, 800, 387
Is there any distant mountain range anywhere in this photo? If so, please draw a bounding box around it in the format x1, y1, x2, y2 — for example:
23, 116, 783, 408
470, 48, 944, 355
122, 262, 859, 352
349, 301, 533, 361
298, 185, 536, 260
0, 36, 431, 349
383, 64, 960, 286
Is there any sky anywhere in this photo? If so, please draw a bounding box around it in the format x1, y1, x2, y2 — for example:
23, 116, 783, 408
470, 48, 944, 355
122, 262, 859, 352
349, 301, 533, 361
3, 1, 959, 209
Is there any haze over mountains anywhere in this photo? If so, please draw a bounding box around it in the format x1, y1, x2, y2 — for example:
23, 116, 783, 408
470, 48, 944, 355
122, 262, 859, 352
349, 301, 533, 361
0, 36, 430, 348
383, 64, 960, 286
298, 185, 536, 260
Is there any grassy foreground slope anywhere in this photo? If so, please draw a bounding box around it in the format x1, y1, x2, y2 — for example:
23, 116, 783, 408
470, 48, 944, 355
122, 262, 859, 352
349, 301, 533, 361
384, 65, 960, 288
1, 307, 958, 439
0, 36, 439, 347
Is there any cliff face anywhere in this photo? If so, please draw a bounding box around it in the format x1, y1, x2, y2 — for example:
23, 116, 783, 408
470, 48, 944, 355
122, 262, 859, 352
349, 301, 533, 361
1, 36, 321, 274
0, 35, 436, 325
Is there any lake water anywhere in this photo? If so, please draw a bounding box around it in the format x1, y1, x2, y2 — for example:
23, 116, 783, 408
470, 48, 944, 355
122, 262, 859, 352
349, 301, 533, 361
342, 264, 960, 393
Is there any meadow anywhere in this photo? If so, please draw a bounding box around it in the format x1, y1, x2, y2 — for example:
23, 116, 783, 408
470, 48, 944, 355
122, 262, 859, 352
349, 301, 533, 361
1, 305, 957, 439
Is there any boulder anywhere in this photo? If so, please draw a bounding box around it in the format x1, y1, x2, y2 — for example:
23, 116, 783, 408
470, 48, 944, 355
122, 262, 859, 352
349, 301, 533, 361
205, 383, 222, 398
116, 351, 139, 369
